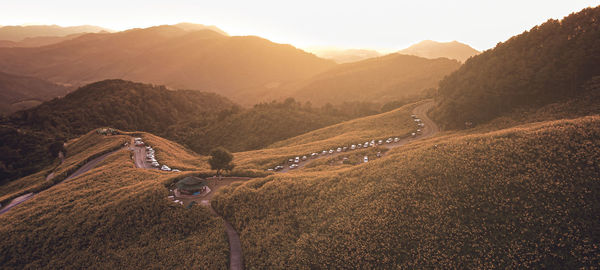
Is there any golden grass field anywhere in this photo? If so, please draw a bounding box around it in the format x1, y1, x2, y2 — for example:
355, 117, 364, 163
233, 101, 422, 170
213, 115, 600, 268
0, 146, 229, 269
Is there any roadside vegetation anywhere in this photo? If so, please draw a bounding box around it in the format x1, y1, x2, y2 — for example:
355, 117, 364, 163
213, 115, 600, 268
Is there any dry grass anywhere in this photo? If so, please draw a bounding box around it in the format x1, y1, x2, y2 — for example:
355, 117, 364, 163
0, 149, 229, 269
234, 101, 422, 170
213, 115, 600, 268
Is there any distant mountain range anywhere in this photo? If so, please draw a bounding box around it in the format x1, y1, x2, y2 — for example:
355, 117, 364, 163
0, 25, 335, 105
0, 71, 70, 115
0, 25, 110, 42
398, 40, 480, 62
308, 48, 382, 63
290, 54, 461, 105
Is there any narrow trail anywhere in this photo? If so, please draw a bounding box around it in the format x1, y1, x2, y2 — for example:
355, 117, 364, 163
131, 141, 245, 270
0, 148, 123, 216
278, 101, 439, 172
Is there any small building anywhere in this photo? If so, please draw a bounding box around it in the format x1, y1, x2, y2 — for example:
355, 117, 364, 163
176, 176, 208, 196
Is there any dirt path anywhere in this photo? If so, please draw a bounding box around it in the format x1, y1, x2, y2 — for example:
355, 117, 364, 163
0, 149, 122, 216
279, 101, 439, 172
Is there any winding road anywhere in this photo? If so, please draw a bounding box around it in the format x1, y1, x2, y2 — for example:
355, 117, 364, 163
279, 101, 439, 172
0, 148, 123, 215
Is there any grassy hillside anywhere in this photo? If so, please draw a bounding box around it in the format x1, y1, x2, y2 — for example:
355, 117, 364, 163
0, 71, 70, 115
213, 115, 600, 268
233, 101, 420, 170
0, 130, 129, 205
0, 25, 335, 104
432, 6, 600, 129
398, 40, 480, 62
0, 149, 229, 269
291, 54, 460, 105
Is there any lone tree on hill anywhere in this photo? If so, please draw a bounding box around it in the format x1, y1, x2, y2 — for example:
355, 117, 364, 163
208, 147, 234, 180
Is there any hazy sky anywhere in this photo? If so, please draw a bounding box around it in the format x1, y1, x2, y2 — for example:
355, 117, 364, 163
1, 0, 597, 51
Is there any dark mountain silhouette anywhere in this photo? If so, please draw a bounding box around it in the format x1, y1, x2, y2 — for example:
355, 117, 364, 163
0, 71, 70, 115
398, 40, 480, 62
0, 24, 109, 41
0, 25, 335, 104
290, 53, 461, 105
431, 6, 600, 129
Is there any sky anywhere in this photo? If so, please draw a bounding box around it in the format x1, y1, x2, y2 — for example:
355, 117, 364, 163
0, 0, 598, 51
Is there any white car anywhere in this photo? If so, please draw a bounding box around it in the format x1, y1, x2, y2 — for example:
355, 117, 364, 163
363, 156, 369, 163
369, 141, 375, 147
152, 161, 160, 167
322, 150, 328, 155
394, 137, 399, 142
172, 169, 181, 172
337, 147, 342, 152
364, 142, 369, 148
289, 164, 299, 169
351, 145, 356, 150
411, 132, 416, 137
378, 140, 383, 145
329, 149, 334, 154
411, 114, 417, 118
342, 146, 348, 152
161, 165, 171, 171
295, 157, 300, 163
357, 143, 362, 148
302, 156, 307, 161
417, 129, 422, 133
386, 138, 393, 143
311, 153, 318, 158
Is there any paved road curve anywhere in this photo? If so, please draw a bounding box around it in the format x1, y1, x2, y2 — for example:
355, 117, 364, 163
279, 101, 439, 172
0, 149, 123, 216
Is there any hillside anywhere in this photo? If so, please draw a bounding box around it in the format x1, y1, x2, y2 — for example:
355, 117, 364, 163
291, 54, 460, 105
308, 48, 382, 63
0, 33, 87, 48
0, 71, 71, 115
0, 24, 109, 41
431, 6, 600, 129
214, 115, 600, 268
0, 25, 335, 104
398, 40, 480, 62
0, 131, 229, 269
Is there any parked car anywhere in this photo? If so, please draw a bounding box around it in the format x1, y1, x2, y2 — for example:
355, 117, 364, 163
357, 143, 362, 148
351, 144, 356, 150
274, 165, 284, 171
364, 142, 369, 148
161, 165, 171, 171
376, 151, 382, 158
329, 149, 334, 154
267, 168, 274, 171
417, 129, 422, 133
386, 138, 393, 143
289, 164, 299, 169
172, 169, 181, 172
302, 156, 307, 161
337, 147, 342, 152
311, 153, 318, 158
394, 137, 399, 142
363, 156, 369, 163
378, 140, 383, 145
288, 158, 294, 163
342, 146, 348, 152
411, 132, 416, 137
369, 141, 375, 147
322, 150, 328, 155
411, 114, 417, 118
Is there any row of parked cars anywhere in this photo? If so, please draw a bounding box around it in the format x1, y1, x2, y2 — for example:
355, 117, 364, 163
134, 138, 180, 172
267, 114, 427, 171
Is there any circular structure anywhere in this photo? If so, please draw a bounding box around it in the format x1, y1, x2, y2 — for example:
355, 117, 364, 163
175, 176, 208, 196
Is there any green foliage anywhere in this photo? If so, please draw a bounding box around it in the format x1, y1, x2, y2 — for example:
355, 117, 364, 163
213, 116, 600, 268
208, 147, 234, 176
432, 6, 600, 129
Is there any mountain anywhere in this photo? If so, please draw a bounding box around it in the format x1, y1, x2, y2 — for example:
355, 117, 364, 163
173, 22, 228, 35
398, 40, 480, 62
431, 6, 600, 129
308, 48, 382, 63
290, 53, 461, 105
0, 24, 109, 41
0, 33, 87, 48
0, 25, 335, 104
0, 71, 70, 115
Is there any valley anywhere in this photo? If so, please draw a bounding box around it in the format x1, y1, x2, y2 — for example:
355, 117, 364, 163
0, 4, 599, 269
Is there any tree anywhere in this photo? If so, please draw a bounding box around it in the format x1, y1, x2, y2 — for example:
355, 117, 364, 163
208, 147, 234, 179
48, 140, 66, 158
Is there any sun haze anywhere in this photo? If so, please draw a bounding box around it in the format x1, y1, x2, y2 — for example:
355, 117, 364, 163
0, 0, 597, 50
